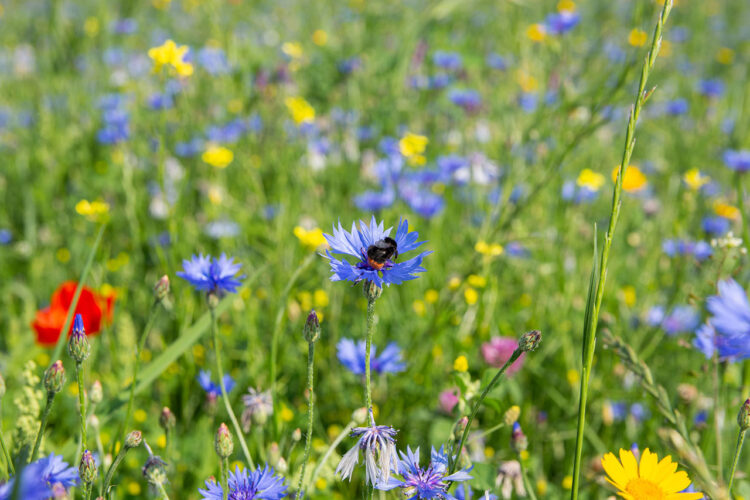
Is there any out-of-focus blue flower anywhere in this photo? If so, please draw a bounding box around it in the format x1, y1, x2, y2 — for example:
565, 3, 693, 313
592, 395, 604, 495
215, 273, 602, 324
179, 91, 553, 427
399, 182, 445, 218
646, 305, 666, 327
661, 305, 700, 335
0, 229, 11, 245
177, 253, 244, 294
432, 51, 462, 71
723, 149, 750, 173
448, 88, 481, 113
485, 53, 507, 71
518, 93, 537, 112
97, 94, 130, 144
197, 47, 230, 75
336, 419, 399, 485
545, 10, 580, 35
610, 401, 628, 422
324, 217, 430, 288
111, 18, 138, 34
698, 79, 724, 98
337, 338, 406, 376
505, 242, 529, 258
456, 483, 497, 500
671, 26, 690, 42
629, 403, 649, 422
354, 188, 396, 212
204, 220, 241, 239
148, 92, 174, 110
437, 156, 467, 180
694, 410, 708, 426
376, 446, 472, 498
339, 57, 362, 74
175, 138, 204, 157
199, 465, 287, 500
561, 180, 599, 204
662, 239, 712, 261
702, 216, 730, 236
0, 453, 79, 500
197, 370, 235, 397
665, 98, 689, 115
695, 279, 750, 361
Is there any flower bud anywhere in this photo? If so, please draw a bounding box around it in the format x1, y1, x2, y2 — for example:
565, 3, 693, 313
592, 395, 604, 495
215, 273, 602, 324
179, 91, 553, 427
363, 280, 382, 301
79, 450, 98, 484
154, 275, 170, 302
90, 414, 100, 428
142, 455, 168, 486
207, 292, 220, 309
511, 422, 528, 453
276, 457, 288, 474
292, 428, 302, 442
214, 423, 233, 459
44, 360, 65, 395
90, 380, 103, 404
269, 442, 281, 466
352, 407, 368, 425
125, 430, 143, 449
738, 399, 750, 431
518, 330, 542, 353
304, 310, 321, 343
160, 407, 176, 431
68, 314, 90, 364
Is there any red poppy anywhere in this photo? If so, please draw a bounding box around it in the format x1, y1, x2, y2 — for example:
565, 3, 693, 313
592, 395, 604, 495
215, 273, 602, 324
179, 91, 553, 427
32, 281, 116, 346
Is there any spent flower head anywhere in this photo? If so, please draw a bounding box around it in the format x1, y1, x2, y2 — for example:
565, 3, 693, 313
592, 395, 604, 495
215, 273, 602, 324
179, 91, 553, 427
242, 387, 274, 431
335, 417, 399, 486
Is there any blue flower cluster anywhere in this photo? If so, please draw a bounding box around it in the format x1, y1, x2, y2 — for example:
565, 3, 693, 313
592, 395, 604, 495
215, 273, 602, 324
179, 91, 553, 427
0, 454, 78, 500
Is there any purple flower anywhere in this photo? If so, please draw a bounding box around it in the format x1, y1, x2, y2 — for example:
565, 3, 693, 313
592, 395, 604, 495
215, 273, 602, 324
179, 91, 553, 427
323, 217, 430, 288
723, 149, 750, 173
199, 465, 287, 499
376, 446, 472, 499
337, 338, 406, 375
177, 253, 244, 294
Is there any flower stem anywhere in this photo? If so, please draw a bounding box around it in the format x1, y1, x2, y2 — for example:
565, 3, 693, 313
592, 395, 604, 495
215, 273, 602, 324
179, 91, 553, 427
221, 457, 229, 500
157, 482, 171, 500
210, 307, 255, 469
308, 420, 356, 490
0, 426, 13, 477
76, 362, 87, 461
450, 349, 522, 474
29, 393, 55, 462
728, 429, 746, 494
713, 356, 723, 480
295, 342, 316, 500
102, 445, 128, 496
113, 303, 160, 457
736, 172, 750, 254
569, 2, 673, 498
519, 457, 538, 500
364, 296, 376, 412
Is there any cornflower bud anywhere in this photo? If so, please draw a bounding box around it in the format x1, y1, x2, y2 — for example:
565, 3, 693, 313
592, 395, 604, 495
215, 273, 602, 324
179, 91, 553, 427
160, 407, 176, 431
125, 430, 143, 449
214, 423, 233, 459
738, 399, 750, 431
79, 450, 98, 484
511, 422, 528, 453
142, 455, 168, 487
90, 380, 103, 404
43, 360, 65, 395
154, 275, 170, 302
518, 330, 542, 353
304, 310, 321, 343
363, 280, 382, 301
68, 314, 90, 364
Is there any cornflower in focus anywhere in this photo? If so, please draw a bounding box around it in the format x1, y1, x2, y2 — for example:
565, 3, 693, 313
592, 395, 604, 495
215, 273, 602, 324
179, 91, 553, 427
375, 446, 472, 498
199, 465, 288, 499
177, 254, 244, 295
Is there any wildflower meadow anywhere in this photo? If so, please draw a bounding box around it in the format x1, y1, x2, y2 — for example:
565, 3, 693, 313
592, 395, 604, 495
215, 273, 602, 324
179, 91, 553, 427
2, 0, 750, 498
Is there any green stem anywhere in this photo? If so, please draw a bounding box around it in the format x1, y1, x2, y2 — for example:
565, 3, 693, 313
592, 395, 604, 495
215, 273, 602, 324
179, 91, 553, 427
0, 426, 13, 477
295, 342, 316, 500
112, 303, 160, 457
76, 362, 87, 461
102, 445, 128, 497
569, 2, 673, 499
728, 430, 746, 494
364, 297, 376, 412
308, 420, 356, 490
210, 307, 254, 469
450, 349, 522, 474
713, 357, 723, 480
736, 172, 750, 254
221, 457, 229, 500
519, 457, 538, 500
30, 393, 55, 462
50, 224, 106, 364
157, 482, 170, 500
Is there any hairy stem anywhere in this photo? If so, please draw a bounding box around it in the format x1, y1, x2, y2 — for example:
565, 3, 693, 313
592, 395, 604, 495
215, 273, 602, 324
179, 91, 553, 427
30, 393, 55, 462
727, 430, 746, 494
295, 342, 316, 500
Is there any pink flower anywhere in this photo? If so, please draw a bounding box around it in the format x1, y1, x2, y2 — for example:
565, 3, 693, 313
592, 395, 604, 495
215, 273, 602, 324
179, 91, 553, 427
438, 388, 460, 414
481, 336, 526, 375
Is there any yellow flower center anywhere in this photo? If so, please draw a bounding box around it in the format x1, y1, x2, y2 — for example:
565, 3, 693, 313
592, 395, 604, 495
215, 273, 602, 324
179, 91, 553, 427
625, 478, 664, 500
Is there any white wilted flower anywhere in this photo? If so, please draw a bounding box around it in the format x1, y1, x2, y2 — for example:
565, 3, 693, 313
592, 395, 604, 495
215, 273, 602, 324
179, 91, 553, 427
335, 414, 398, 486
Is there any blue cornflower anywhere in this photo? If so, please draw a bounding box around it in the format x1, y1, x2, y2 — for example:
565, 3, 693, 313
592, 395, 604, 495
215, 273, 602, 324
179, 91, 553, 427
199, 465, 287, 500
0, 453, 78, 500
518, 93, 537, 113
485, 53, 507, 71
197, 370, 235, 398
177, 253, 244, 294
0, 229, 11, 245
665, 98, 689, 115
448, 89, 481, 113
661, 305, 700, 335
323, 217, 430, 288
545, 10, 580, 35
698, 79, 724, 98
646, 305, 666, 326
702, 216, 730, 236
432, 51, 462, 71
336, 419, 399, 485
376, 446, 472, 499
337, 338, 406, 376
197, 47, 230, 75
354, 188, 397, 212
723, 149, 750, 173
694, 279, 750, 361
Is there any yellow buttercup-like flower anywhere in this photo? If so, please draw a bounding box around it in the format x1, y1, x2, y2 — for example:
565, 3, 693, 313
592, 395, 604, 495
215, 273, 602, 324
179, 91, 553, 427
714, 201, 740, 220
601, 448, 703, 500
285, 96, 315, 125
399, 132, 428, 160
683, 168, 709, 191
293, 226, 328, 250
148, 39, 193, 76
202, 146, 234, 168
576, 169, 606, 191
281, 41, 304, 59
526, 24, 547, 42
453, 355, 468, 372
76, 199, 110, 222
611, 165, 648, 193
557, 0, 575, 11
628, 29, 648, 47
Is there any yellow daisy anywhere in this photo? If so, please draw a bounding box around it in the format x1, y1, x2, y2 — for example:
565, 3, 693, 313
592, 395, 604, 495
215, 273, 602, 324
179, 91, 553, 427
601, 448, 703, 500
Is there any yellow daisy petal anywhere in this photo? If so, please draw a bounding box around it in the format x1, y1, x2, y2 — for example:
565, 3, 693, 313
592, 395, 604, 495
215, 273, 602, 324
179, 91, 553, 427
652, 455, 678, 484
602, 452, 631, 489
665, 493, 704, 500
659, 470, 692, 494
619, 449, 639, 480
638, 448, 659, 481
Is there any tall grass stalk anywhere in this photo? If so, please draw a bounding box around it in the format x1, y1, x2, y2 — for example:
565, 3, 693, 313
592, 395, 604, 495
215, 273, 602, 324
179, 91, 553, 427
569, 1, 674, 498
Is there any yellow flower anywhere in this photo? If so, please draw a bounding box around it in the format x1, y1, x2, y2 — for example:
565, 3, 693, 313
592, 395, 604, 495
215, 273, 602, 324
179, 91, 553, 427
620, 285, 636, 307
148, 39, 193, 76
448, 276, 462, 290
313, 289, 329, 308
628, 29, 648, 47
412, 299, 426, 317
576, 169, 605, 191
424, 289, 439, 304
467, 274, 487, 288
56, 248, 71, 263
293, 226, 328, 250
562, 475, 573, 490
475, 240, 504, 257
515, 71, 539, 93
714, 201, 740, 220
566, 369, 579, 386
611, 165, 648, 193
526, 24, 547, 42
127, 481, 142, 495
453, 355, 468, 372
285, 96, 316, 125
716, 47, 734, 65
280, 405, 294, 422
557, 0, 575, 11
152, 0, 171, 9
202, 146, 234, 168
76, 199, 110, 222
399, 132, 428, 160
315, 478, 327, 490
83, 17, 99, 37
312, 29, 328, 46
464, 287, 479, 305
601, 448, 703, 500
683, 168, 709, 191
281, 42, 304, 59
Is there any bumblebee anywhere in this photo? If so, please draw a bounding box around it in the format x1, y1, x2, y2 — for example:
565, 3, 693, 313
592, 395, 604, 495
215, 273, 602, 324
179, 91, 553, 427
366, 237, 398, 270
